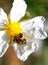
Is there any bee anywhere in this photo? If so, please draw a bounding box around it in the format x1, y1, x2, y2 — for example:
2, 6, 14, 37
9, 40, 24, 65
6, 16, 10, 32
13, 33, 26, 45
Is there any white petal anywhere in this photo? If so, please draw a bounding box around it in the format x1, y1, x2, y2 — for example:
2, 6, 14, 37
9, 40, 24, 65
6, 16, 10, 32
33, 16, 47, 39
0, 31, 9, 57
34, 29, 47, 39
20, 16, 47, 39
0, 8, 8, 29
10, 0, 27, 22
13, 40, 38, 61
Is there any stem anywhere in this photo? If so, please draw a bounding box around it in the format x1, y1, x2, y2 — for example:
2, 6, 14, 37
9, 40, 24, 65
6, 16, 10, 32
2, 47, 24, 65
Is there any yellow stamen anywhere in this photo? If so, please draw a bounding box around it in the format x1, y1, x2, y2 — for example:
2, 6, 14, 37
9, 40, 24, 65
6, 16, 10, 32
5, 22, 22, 37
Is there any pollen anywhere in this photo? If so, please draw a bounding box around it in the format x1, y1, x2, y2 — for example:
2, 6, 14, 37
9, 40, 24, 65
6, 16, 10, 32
5, 22, 22, 37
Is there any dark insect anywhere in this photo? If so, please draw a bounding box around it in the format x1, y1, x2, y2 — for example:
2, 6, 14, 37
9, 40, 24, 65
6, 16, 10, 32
13, 33, 26, 45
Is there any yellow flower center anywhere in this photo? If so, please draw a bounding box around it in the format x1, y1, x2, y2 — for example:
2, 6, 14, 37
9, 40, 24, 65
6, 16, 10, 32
5, 22, 22, 37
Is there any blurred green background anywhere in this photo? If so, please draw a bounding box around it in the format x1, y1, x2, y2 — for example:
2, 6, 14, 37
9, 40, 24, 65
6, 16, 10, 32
0, 0, 48, 65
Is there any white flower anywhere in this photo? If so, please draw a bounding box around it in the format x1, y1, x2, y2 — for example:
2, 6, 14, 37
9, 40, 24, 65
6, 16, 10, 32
0, 0, 47, 61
